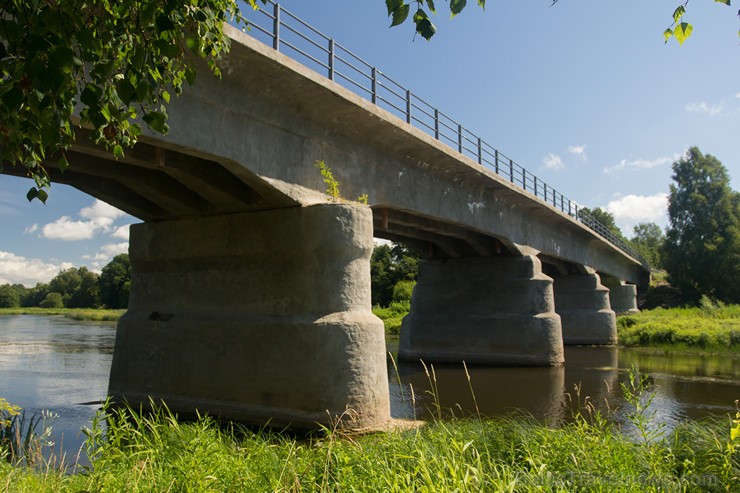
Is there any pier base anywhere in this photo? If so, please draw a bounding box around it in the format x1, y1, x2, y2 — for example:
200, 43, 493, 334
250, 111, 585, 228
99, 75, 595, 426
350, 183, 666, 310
553, 272, 617, 345
108, 204, 390, 430
601, 276, 640, 315
398, 255, 564, 366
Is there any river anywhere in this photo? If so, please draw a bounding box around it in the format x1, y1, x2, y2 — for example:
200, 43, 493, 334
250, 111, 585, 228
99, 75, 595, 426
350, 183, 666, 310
1, 315, 739, 461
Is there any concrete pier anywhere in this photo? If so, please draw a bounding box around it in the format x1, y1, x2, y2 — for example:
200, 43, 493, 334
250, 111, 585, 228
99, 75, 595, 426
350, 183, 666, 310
552, 272, 617, 345
108, 203, 390, 430
601, 276, 640, 314
398, 255, 564, 366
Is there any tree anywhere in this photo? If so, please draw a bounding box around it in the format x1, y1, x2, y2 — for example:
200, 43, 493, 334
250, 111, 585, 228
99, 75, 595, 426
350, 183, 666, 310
67, 267, 101, 308
370, 243, 419, 307
99, 254, 131, 309
39, 292, 64, 308
577, 207, 627, 241
385, 0, 735, 43
0, 284, 20, 308
630, 222, 665, 270
0, 0, 261, 202
663, 147, 740, 304
22, 283, 49, 307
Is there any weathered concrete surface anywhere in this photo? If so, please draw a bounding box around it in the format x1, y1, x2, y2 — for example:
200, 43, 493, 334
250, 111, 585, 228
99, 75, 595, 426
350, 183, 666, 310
552, 273, 617, 345
108, 203, 390, 430
111, 24, 644, 286
398, 255, 564, 366
601, 276, 640, 314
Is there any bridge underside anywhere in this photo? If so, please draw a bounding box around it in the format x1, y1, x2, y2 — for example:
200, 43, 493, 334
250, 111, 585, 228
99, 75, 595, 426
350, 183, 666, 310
3, 25, 645, 431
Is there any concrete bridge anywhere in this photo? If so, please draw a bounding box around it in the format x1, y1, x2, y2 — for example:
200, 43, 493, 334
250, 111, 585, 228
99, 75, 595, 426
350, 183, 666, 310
4, 10, 648, 430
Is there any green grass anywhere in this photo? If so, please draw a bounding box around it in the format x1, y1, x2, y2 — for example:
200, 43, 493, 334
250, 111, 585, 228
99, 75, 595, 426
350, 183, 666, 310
2, 392, 739, 492
618, 304, 740, 351
0, 307, 125, 322
373, 301, 410, 335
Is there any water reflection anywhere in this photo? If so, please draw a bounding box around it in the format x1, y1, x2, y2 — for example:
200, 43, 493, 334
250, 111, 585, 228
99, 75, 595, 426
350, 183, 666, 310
388, 341, 740, 425
2, 315, 740, 462
0, 315, 116, 459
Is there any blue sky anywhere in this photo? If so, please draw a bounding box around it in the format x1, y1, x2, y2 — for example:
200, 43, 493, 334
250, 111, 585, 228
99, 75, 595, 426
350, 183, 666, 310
1, 0, 738, 286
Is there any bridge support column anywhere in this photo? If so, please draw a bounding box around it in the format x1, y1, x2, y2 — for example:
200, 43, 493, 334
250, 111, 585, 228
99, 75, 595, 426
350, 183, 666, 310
108, 203, 390, 430
398, 255, 564, 366
601, 276, 639, 315
552, 272, 617, 345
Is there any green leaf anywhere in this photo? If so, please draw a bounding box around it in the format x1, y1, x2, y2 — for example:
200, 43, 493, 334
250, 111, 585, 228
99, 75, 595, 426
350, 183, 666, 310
663, 28, 674, 43
413, 9, 436, 40
386, 0, 404, 16
113, 144, 124, 159
390, 4, 410, 27
26, 187, 38, 202
58, 155, 70, 174
142, 111, 169, 134
116, 79, 136, 106
426, 0, 437, 14
477, 0, 486, 9
714, 0, 730, 5
37, 189, 48, 204
450, 0, 467, 18
674, 22, 693, 45
673, 5, 685, 24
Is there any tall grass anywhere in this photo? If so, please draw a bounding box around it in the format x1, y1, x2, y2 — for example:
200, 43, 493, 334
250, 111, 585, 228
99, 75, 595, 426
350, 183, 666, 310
0, 308, 124, 322
618, 303, 740, 350
372, 301, 410, 336
2, 369, 740, 492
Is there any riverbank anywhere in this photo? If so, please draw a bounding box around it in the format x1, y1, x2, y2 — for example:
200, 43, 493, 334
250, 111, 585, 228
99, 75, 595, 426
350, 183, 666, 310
0, 308, 125, 322
2, 387, 738, 492
617, 303, 740, 351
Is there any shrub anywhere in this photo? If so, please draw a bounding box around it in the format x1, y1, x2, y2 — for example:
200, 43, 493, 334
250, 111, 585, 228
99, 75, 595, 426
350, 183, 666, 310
39, 292, 64, 309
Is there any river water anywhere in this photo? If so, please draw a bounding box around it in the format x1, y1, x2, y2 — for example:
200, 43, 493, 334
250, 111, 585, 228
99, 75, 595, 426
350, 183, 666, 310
1, 315, 739, 460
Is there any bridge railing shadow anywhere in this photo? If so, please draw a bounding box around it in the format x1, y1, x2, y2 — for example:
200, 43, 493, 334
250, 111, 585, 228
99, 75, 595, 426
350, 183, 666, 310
239, 1, 647, 266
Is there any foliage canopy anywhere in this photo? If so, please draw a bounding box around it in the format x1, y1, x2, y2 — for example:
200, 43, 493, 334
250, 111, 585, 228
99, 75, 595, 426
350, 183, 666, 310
663, 147, 740, 304
0, 0, 260, 202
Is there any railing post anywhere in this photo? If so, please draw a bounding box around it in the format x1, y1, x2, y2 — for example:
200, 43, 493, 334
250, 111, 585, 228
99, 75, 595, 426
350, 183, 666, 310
509, 159, 514, 183
458, 124, 463, 153
477, 137, 482, 165
495, 150, 499, 174
371, 67, 377, 104
273, 3, 281, 51
434, 109, 439, 140
534, 176, 538, 197
328, 39, 335, 81
406, 90, 411, 124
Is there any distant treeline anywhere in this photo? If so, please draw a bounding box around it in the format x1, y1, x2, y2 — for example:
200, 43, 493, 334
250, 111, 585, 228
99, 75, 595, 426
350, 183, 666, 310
0, 254, 131, 310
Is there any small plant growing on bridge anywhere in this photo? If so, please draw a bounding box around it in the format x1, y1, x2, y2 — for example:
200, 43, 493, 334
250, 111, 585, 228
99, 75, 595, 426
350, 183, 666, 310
315, 160, 368, 204
315, 160, 341, 201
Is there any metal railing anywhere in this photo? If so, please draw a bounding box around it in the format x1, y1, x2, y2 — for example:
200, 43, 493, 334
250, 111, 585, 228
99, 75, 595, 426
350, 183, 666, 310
240, 1, 645, 264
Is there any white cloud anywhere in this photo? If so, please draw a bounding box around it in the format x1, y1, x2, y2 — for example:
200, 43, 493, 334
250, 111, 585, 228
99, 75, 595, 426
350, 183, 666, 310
110, 224, 131, 241
735, 92, 740, 99
39, 199, 125, 241
542, 153, 565, 170
604, 193, 669, 236
41, 216, 100, 241
80, 200, 125, 221
82, 242, 129, 269
24, 223, 38, 235
568, 145, 588, 164
685, 101, 724, 116
603, 153, 680, 174
0, 251, 74, 287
